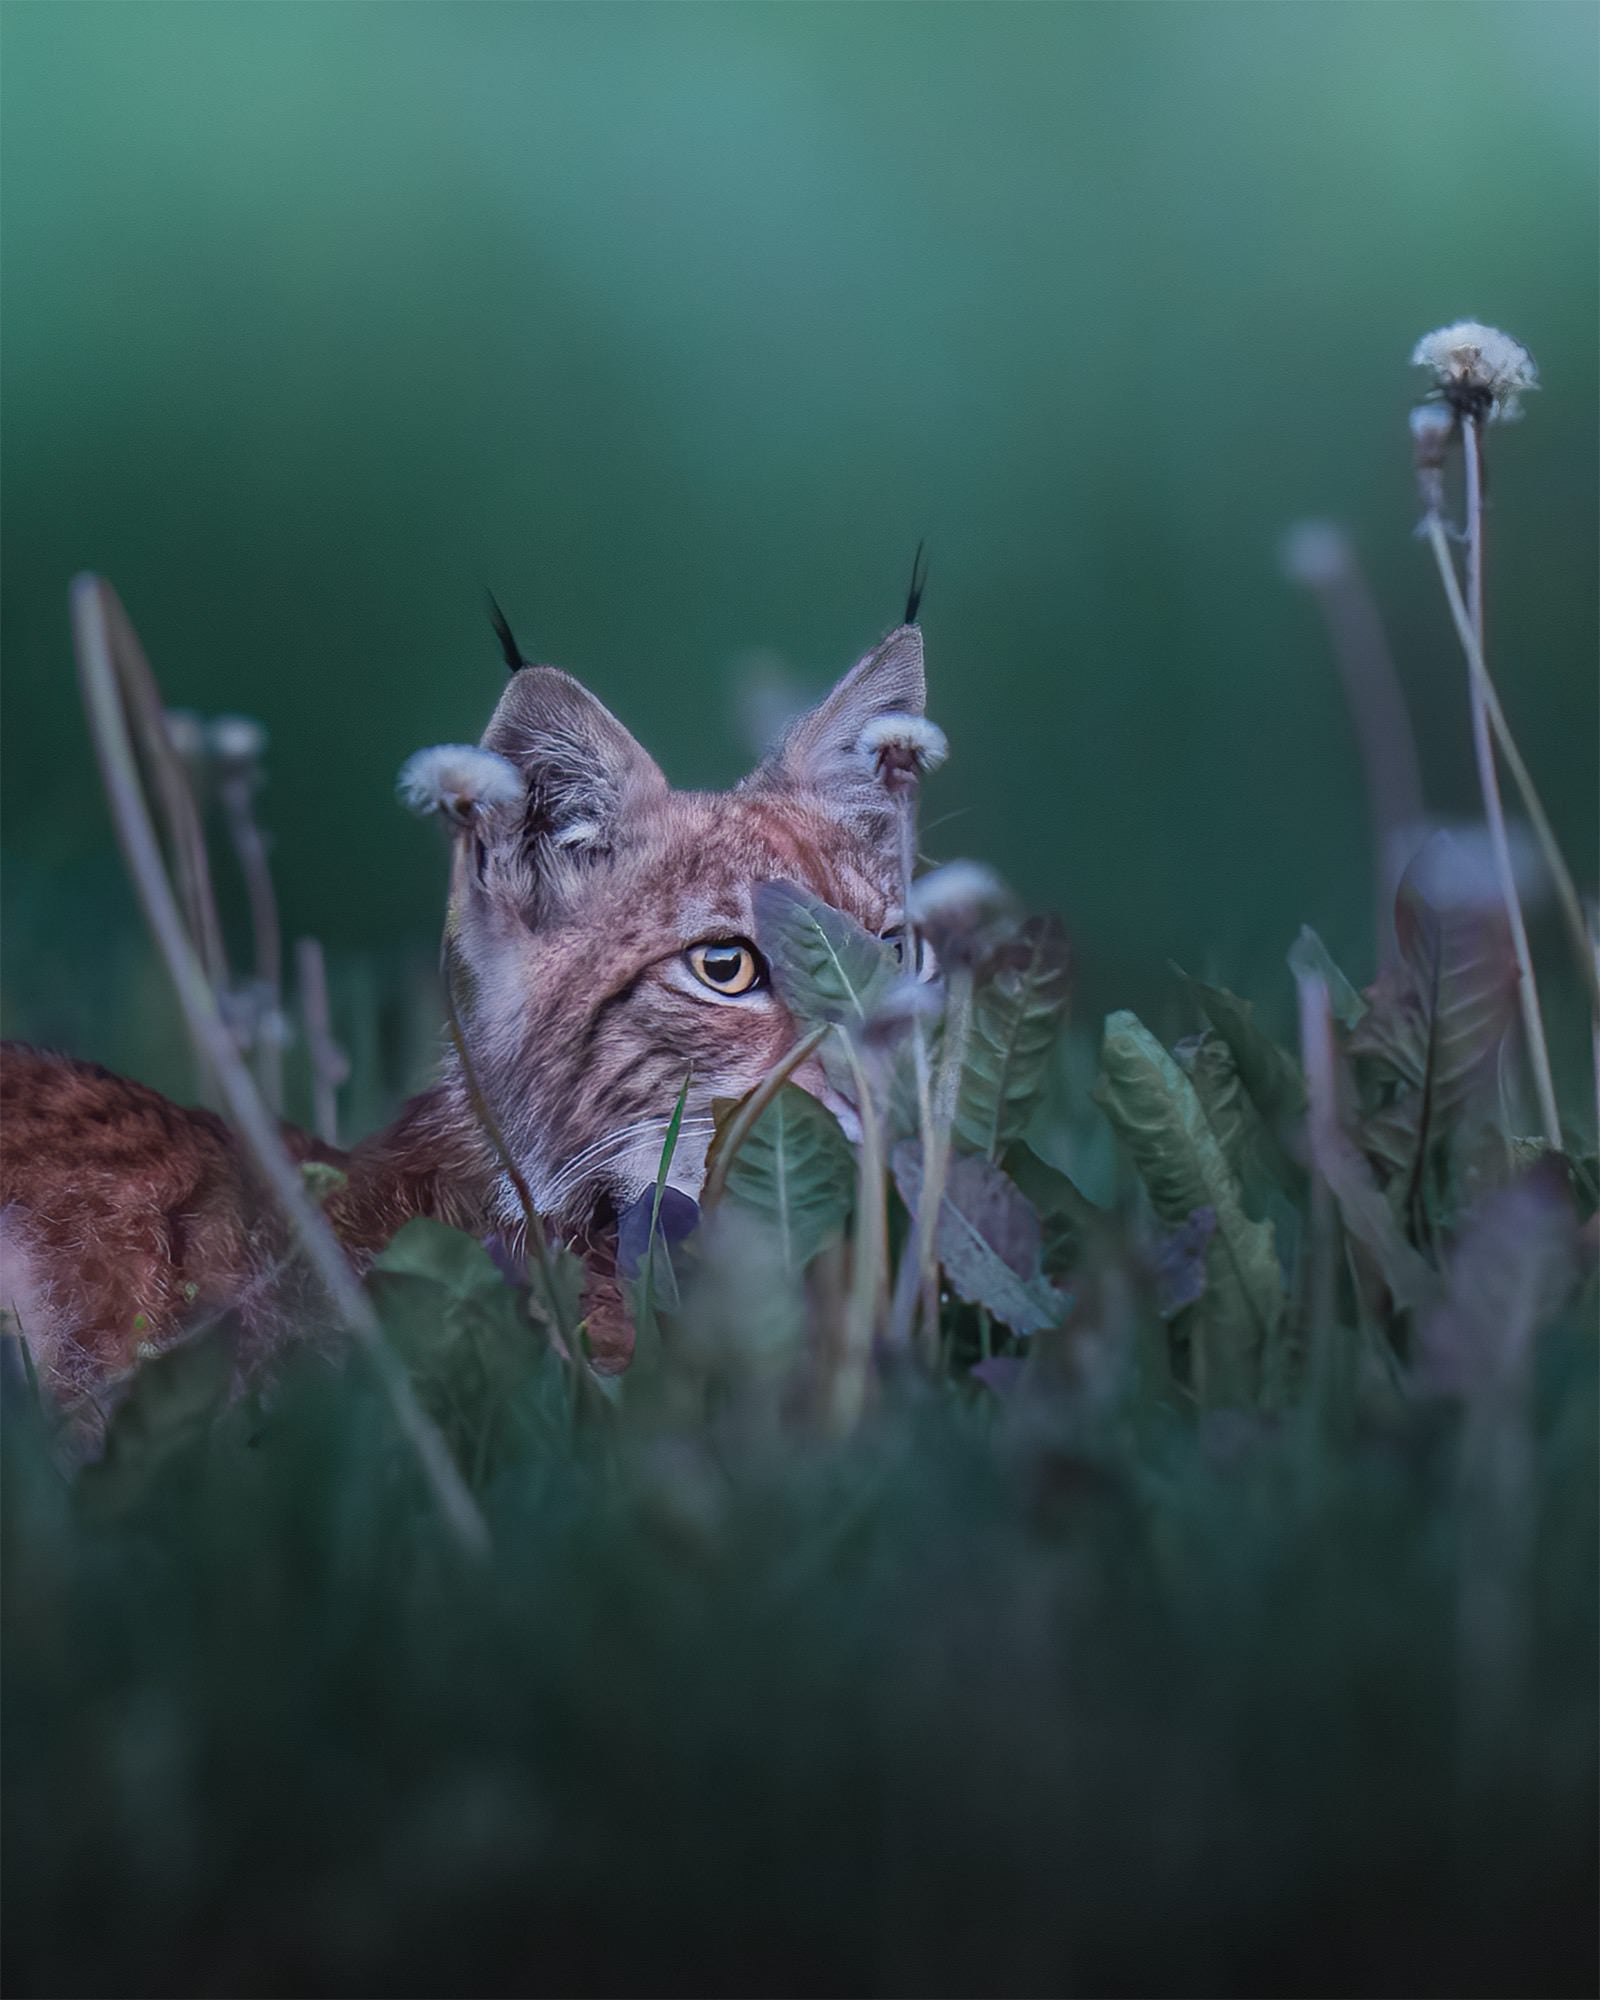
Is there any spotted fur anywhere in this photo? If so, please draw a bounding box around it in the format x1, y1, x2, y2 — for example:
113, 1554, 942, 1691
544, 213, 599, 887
0, 622, 928, 1396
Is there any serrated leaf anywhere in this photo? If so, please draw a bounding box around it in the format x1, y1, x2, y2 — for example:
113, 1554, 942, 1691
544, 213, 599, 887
1287, 927, 1366, 1028
753, 881, 898, 1032
713, 1082, 854, 1273
1095, 1010, 1284, 1405
892, 1143, 1068, 1336
1350, 836, 1517, 1191
955, 915, 1071, 1158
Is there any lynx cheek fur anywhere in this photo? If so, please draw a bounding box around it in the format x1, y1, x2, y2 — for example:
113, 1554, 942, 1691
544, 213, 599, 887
0, 621, 930, 1396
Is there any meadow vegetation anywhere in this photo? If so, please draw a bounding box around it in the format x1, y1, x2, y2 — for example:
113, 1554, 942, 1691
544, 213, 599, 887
3, 328, 1596, 1997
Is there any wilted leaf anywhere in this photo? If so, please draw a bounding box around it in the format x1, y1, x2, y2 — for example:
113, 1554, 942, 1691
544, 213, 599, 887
1095, 1010, 1284, 1404
954, 915, 1071, 1159
1351, 836, 1517, 1192
1288, 927, 1366, 1028
753, 881, 898, 1032
893, 1143, 1068, 1336
710, 1082, 854, 1273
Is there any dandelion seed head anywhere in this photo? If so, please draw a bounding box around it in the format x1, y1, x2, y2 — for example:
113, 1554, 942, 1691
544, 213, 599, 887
207, 714, 268, 768
1279, 520, 1352, 589
398, 744, 524, 827
858, 713, 948, 792
163, 708, 207, 762
1411, 320, 1538, 423
907, 858, 1009, 945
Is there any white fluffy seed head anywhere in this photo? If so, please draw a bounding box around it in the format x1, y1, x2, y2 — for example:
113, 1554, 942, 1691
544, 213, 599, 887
908, 860, 1007, 930
163, 708, 207, 762
857, 712, 949, 790
1279, 520, 1352, 589
207, 714, 269, 768
1411, 320, 1538, 423
397, 744, 524, 827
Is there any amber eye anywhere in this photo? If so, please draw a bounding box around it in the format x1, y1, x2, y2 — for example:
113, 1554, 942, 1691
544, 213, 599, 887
686, 940, 765, 996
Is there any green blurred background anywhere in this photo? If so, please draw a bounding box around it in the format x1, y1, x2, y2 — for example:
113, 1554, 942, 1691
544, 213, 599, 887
3, 1, 1595, 1104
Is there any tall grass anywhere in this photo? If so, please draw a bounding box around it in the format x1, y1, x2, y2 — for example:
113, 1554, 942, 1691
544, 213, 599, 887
2, 330, 1596, 1995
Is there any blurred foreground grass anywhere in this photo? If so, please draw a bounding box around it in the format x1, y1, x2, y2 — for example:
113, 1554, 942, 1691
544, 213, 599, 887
4, 1281, 1595, 1996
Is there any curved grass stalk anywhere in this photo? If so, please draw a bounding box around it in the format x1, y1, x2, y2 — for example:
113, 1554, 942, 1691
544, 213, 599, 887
73, 573, 489, 1562
697, 1024, 830, 1210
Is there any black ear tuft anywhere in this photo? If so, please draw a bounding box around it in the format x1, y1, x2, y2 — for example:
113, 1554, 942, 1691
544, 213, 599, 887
486, 590, 529, 675
903, 541, 928, 626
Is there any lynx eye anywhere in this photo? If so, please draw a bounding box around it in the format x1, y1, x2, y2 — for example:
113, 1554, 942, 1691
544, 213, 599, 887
881, 926, 937, 981
685, 940, 765, 996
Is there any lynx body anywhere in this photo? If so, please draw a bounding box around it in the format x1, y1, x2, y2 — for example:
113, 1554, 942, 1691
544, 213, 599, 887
0, 622, 928, 1398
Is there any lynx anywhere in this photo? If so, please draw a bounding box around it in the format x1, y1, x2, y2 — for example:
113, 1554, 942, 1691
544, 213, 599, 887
0, 618, 930, 1400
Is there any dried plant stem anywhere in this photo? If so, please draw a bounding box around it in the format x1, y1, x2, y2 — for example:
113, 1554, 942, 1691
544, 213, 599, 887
1299, 539, 1424, 964
295, 936, 346, 1146
899, 964, 973, 1371
1423, 474, 1565, 1148
99, 594, 231, 1100
73, 573, 489, 1563
1423, 520, 1599, 1017
219, 772, 285, 1113
883, 792, 940, 1355
831, 1031, 888, 1433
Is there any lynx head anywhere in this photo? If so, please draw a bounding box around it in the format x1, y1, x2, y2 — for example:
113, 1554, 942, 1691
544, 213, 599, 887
423, 622, 933, 1241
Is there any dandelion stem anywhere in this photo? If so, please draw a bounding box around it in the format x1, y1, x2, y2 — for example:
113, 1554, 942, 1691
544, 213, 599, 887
832, 1030, 888, 1433
1293, 530, 1424, 965
219, 769, 285, 1114
72, 574, 489, 1562
1424, 442, 1560, 1160
698, 1024, 830, 1211
1422, 517, 1598, 1016
295, 936, 346, 1147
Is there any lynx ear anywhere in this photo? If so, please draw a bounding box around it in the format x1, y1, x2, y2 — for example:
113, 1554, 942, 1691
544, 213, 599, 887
469, 665, 667, 921
745, 624, 926, 833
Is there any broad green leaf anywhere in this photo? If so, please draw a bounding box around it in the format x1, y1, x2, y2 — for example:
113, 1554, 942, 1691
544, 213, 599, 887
1001, 1141, 1100, 1276
373, 1217, 506, 1298
1287, 927, 1366, 1028
714, 1083, 854, 1273
753, 881, 898, 1032
80, 1326, 234, 1516
1174, 965, 1305, 1134
955, 915, 1071, 1158
892, 1143, 1068, 1336
1095, 1010, 1284, 1405
1350, 837, 1516, 1191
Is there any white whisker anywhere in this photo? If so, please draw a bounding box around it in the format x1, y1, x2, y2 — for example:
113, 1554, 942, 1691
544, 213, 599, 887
540, 1113, 715, 1211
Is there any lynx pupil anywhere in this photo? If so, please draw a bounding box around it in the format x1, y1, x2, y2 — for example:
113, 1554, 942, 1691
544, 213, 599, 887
687, 941, 762, 995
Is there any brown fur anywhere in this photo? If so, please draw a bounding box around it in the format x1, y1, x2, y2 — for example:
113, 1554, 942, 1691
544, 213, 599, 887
1, 622, 929, 1398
